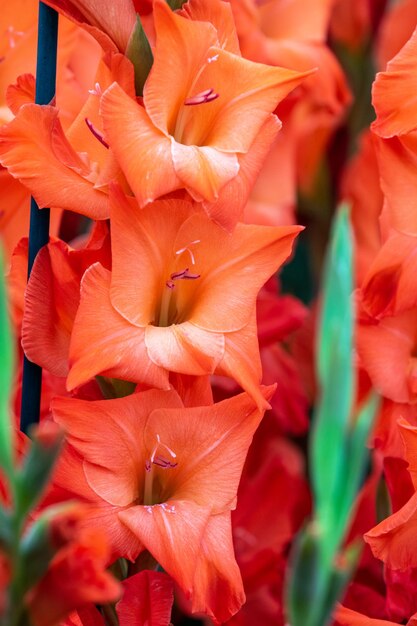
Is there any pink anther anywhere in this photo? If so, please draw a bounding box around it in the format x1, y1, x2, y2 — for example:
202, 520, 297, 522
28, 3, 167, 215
184, 88, 219, 106
170, 268, 200, 281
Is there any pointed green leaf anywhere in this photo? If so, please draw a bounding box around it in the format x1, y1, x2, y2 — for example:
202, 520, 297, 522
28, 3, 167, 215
15, 427, 64, 522
126, 15, 153, 97
311, 205, 355, 550
287, 524, 324, 626
0, 250, 14, 479
332, 393, 379, 547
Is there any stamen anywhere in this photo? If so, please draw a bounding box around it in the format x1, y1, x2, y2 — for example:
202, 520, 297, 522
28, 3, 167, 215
143, 435, 177, 506
88, 82, 102, 96
150, 434, 177, 464
85, 118, 109, 149
153, 455, 177, 469
170, 268, 200, 281
176, 239, 200, 265
184, 88, 219, 106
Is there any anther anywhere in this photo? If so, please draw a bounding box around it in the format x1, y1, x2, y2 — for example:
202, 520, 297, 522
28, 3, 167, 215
149, 434, 177, 469
170, 268, 200, 281
85, 118, 109, 149
88, 82, 102, 96
184, 88, 219, 106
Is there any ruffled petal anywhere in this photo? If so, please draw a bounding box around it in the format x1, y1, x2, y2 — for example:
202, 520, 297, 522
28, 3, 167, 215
100, 82, 181, 206
144, 322, 224, 376
68, 263, 169, 390
0, 104, 109, 219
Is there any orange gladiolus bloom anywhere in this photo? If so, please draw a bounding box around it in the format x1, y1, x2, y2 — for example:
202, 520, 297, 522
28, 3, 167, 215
51, 386, 274, 622
67, 187, 301, 407
372, 28, 417, 235
0, 53, 134, 221
99, 0, 309, 229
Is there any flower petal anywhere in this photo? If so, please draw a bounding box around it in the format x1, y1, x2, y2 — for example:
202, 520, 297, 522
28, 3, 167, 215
118, 501, 211, 598
100, 82, 181, 206
0, 104, 109, 219
144, 323, 224, 376
68, 263, 169, 390
170, 141, 239, 202
190, 512, 244, 624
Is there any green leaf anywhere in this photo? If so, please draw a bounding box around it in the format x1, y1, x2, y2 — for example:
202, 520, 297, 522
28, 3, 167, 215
311, 205, 355, 556
15, 427, 63, 522
126, 14, 153, 97
167, 0, 187, 9
0, 249, 14, 479
287, 524, 325, 626
332, 393, 379, 548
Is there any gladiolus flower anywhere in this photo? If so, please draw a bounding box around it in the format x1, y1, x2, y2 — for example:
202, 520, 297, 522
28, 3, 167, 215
100, 0, 310, 229
67, 187, 301, 407
51, 385, 274, 622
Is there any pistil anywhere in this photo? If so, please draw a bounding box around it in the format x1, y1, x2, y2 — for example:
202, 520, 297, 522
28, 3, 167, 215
158, 268, 200, 327
143, 435, 177, 506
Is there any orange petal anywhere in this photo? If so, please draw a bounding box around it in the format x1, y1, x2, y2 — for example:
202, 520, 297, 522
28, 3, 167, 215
143, 0, 218, 136
180, 0, 240, 55
68, 263, 169, 390
66, 52, 134, 174
184, 47, 311, 153
109, 187, 195, 327
51, 444, 144, 562
205, 114, 281, 231
372, 28, 417, 137
100, 82, 181, 206
375, 134, 417, 235
365, 491, 417, 570
398, 418, 417, 490
257, 0, 333, 42
144, 323, 224, 376
335, 604, 399, 625
361, 232, 417, 317
53, 390, 182, 507
118, 501, 211, 598
6, 73, 35, 114
42, 0, 136, 53
357, 309, 417, 403
190, 512, 244, 624
144, 387, 272, 513
22, 242, 79, 378
215, 311, 268, 410
170, 141, 239, 203
0, 104, 109, 219
173, 214, 302, 332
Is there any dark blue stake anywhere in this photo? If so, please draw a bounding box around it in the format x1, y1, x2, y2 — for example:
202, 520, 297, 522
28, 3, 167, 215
20, 3, 58, 433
